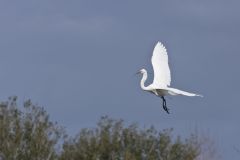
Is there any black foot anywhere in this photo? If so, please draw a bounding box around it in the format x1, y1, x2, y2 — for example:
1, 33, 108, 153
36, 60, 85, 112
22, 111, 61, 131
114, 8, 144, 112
161, 96, 170, 114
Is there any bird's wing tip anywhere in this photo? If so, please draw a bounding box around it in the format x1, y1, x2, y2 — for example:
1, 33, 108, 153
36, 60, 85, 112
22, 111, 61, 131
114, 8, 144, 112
155, 41, 166, 49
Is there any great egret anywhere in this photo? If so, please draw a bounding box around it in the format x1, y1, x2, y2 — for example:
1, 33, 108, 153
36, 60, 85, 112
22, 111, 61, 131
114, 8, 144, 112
137, 42, 202, 114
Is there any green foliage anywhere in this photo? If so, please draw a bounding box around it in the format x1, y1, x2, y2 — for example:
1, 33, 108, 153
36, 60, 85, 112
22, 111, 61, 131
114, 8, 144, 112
60, 116, 201, 160
0, 96, 65, 160
0, 97, 215, 160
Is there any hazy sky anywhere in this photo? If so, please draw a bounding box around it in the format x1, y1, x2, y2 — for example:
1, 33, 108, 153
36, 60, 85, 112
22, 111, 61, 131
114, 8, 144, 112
0, 0, 240, 159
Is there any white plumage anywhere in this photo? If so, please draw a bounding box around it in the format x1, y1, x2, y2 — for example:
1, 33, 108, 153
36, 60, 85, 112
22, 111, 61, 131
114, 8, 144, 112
152, 42, 171, 87
137, 42, 202, 113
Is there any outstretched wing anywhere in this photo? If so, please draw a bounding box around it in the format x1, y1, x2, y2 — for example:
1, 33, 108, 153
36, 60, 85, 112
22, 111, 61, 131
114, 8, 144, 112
151, 42, 171, 88
166, 87, 203, 97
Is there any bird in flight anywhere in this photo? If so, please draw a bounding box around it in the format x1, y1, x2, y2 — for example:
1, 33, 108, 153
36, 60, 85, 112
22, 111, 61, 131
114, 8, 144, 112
137, 42, 202, 114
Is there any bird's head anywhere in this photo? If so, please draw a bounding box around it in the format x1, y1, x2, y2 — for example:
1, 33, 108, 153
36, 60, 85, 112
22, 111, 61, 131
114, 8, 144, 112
136, 68, 147, 75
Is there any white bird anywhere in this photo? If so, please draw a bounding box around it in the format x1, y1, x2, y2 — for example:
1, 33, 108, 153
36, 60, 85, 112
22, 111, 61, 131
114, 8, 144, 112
137, 42, 202, 114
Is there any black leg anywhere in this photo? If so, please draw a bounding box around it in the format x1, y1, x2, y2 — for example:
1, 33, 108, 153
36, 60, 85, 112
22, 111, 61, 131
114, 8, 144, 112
161, 96, 170, 114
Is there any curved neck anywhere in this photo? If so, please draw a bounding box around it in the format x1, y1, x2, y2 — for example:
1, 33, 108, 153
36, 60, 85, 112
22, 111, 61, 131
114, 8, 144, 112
140, 71, 148, 90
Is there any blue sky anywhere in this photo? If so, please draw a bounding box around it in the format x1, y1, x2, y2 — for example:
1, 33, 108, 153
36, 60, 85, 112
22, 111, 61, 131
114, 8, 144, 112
0, 0, 240, 159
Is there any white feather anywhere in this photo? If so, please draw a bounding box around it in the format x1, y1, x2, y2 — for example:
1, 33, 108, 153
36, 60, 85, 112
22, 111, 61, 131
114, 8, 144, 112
166, 88, 203, 97
151, 42, 171, 87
